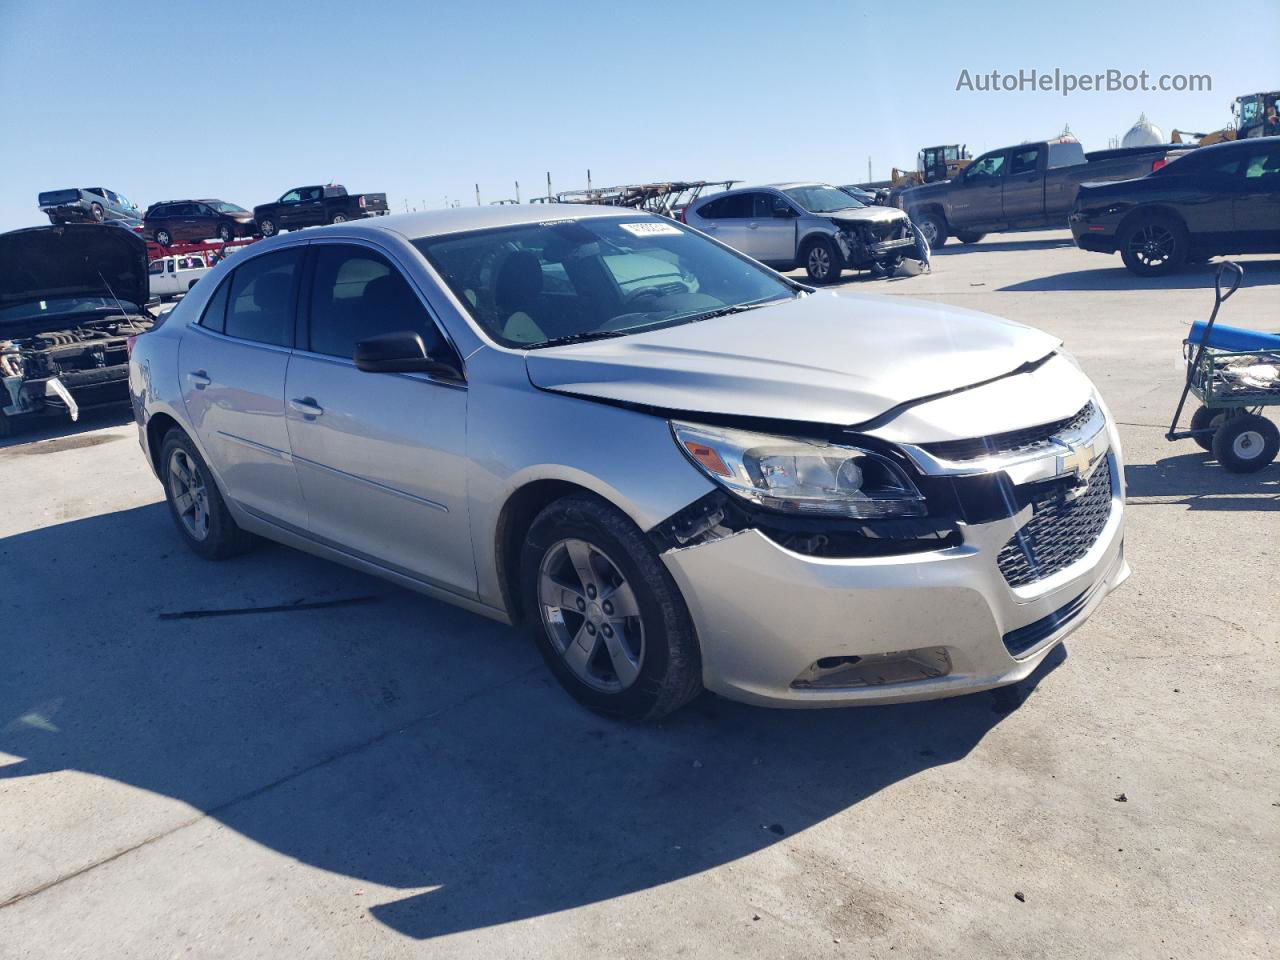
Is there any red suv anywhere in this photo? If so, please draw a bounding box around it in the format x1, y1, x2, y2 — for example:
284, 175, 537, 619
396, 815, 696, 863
143, 200, 256, 246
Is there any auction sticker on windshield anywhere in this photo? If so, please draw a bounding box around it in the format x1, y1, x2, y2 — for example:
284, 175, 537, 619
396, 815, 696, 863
619, 222, 682, 237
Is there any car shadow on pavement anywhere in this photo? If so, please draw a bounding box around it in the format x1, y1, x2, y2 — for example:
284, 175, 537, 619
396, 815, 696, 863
0, 503, 1065, 940
933, 236, 1075, 255
0, 407, 132, 451
1125, 450, 1280, 510
999, 258, 1280, 292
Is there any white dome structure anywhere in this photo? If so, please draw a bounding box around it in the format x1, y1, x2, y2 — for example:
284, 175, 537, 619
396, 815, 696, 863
1122, 113, 1164, 148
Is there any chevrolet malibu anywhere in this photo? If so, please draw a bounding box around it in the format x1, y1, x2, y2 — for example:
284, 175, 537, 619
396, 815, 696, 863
129, 206, 1128, 720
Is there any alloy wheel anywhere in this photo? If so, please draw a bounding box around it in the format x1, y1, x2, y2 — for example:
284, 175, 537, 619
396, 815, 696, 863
332, 213, 348, 223
538, 538, 645, 692
918, 219, 939, 246
808, 245, 831, 280
1126, 224, 1175, 268
168, 448, 210, 541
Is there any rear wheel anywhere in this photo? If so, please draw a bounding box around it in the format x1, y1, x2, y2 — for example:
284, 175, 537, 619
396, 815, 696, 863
160, 430, 257, 559
329, 211, 349, 224
90, 202, 105, 222
1189, 404, 1225, 452
955, 230, 986, 244
521, 495, 702, 721
803, 237, 843, 284
258, 217, 277, 237
1120, 215, 1188, 276
913, 211, 948, 248
154, 228, 173, 247
1212, 414, 1279, 473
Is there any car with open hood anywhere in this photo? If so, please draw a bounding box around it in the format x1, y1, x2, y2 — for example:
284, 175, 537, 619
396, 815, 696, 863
0, 224, 154, 437
129, 206, 1127, 721
683, 182, 927, 283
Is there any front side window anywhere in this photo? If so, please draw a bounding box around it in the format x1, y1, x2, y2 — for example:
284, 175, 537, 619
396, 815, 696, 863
752, 193, 793, 218
280, 190, 301, 203
782, 185, 862, 213
1243, 149, 1280, 181
415, 217, 796, 348
306, 246, 448, 360
967, 153, 1007, 179
224, 249, 301, 346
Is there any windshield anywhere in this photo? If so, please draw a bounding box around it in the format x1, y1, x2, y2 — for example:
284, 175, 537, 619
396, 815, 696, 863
211, 201, 247, 214
0, 296, 140, 326
782, 185, 863, 213
414, 217, 797, 348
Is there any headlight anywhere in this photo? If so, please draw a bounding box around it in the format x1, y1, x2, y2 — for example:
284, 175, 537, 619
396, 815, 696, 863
673, 422, 925, 518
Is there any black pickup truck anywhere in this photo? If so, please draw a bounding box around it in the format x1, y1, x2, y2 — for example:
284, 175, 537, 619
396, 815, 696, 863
252, 184, 389, 237
896, 140, 1174, 247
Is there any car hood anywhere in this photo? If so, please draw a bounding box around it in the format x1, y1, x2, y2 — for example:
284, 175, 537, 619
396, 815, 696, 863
524, 291, 1060, 428
826, 206, 907, 226
0, 224, 148, 312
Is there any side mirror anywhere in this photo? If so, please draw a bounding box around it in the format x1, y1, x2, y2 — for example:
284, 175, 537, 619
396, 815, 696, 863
354, 330, 461, 379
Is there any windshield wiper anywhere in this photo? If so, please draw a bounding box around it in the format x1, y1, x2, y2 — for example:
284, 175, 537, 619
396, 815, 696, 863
679, 298, 788, 325
530, 329, 632, 349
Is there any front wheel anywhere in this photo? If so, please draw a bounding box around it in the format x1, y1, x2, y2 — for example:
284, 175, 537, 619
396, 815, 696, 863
160, 430, 257, 559
1212, 414, 1279, 473
217, 223, 234, 242
803, 237, 843, 284
521, 495, 702, 721
257, 217, 277, 237
1120, 216, 1188, 276
913, 211, 948, 248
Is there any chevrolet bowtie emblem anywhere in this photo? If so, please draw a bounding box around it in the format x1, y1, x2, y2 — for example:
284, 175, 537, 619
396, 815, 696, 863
1057, 440, 1098, 479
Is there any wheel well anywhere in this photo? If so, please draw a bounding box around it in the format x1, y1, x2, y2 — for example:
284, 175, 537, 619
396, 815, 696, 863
145, 412, 182, 474
495, 479, 598, 623
1117, 204, 1187, 239
908, 204, 945, 225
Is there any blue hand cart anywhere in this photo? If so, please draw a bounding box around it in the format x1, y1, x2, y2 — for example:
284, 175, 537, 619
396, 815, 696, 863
1166, 262, 1280, 473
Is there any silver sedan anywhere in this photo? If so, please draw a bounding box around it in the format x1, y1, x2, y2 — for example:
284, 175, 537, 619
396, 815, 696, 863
129, 205, 1127, 720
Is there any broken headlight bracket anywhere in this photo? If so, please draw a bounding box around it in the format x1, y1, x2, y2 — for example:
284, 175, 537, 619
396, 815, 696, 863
649, 490, 961, 559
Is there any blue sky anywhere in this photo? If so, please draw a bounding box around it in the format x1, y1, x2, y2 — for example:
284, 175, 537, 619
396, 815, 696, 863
0, 0, 1275, 231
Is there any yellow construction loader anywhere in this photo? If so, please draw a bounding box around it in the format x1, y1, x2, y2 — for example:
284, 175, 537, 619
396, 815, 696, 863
1172, 91, 1278, 145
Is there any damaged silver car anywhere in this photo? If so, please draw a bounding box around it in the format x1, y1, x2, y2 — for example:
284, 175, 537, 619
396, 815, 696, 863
0, 224, 154, 437
130, 206, 1127, 721
683, 182, 929, 283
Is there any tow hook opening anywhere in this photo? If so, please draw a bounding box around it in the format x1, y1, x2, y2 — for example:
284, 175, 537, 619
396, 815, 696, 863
791, 647, 953, 689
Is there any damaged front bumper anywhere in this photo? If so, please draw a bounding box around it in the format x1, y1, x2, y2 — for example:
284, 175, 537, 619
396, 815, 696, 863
658, 410, 1129, 708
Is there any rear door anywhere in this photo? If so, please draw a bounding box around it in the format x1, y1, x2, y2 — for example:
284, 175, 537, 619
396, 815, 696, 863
284, 241, 475, 595
693, 193, 754, 254
169, 203, 199, 242
742, 192, 799, 263
1002, 145, 1045, 223
178, 247, 308, 531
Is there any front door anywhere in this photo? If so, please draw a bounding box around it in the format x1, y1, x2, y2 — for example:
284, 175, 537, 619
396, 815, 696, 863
284, 242, 475, 596
178, 247, 308, 531
1002, 145, 1044, 223
951, 150, 1006, 228
1234, 145, 1280, 250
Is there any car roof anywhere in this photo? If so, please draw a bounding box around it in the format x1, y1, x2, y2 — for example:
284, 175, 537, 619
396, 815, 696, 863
311, 203, 656, 242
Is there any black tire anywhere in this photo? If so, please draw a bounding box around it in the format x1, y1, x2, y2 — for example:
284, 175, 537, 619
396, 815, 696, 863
1119, 214, 1188, 276
0, 410, 13, 439
1189, 404, 1226, 452
217, 222, 234, 242
1212, 414, 1279, 474
329, 211, 349, 225
956, 230, 986, 244
913, 210, 948, 248
90, 202, 105, 222
159, 429, 257, 559
258, 217, 276, 237
520, 495, 702, 721
155, 228, 173, 247
803, 237, 843, 284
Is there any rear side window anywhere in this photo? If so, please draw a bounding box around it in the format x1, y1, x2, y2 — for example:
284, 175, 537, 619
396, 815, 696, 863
306, 245, 447, 359
1009, 146, 1041, 176
224, 249, 301, 346
696, 194, 752, 219
199, 275, 232, 334
1047, 142, 1086, 168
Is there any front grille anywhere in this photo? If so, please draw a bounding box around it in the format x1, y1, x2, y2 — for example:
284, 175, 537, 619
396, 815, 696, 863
997, 457, 1113, 588
1002, 587, 1092, 656
864, 219, 908, 241
924, 401, 1095, 462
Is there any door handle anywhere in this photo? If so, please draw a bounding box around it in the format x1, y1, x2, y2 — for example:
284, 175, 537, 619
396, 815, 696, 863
187, 370, 211, 389
289, 397, 324, 417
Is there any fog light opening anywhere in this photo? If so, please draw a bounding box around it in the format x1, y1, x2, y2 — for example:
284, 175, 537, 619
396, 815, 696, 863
792, 647, 953, 690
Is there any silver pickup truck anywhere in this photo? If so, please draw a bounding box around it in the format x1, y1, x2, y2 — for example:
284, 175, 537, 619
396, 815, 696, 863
896, 140, 1172, 246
